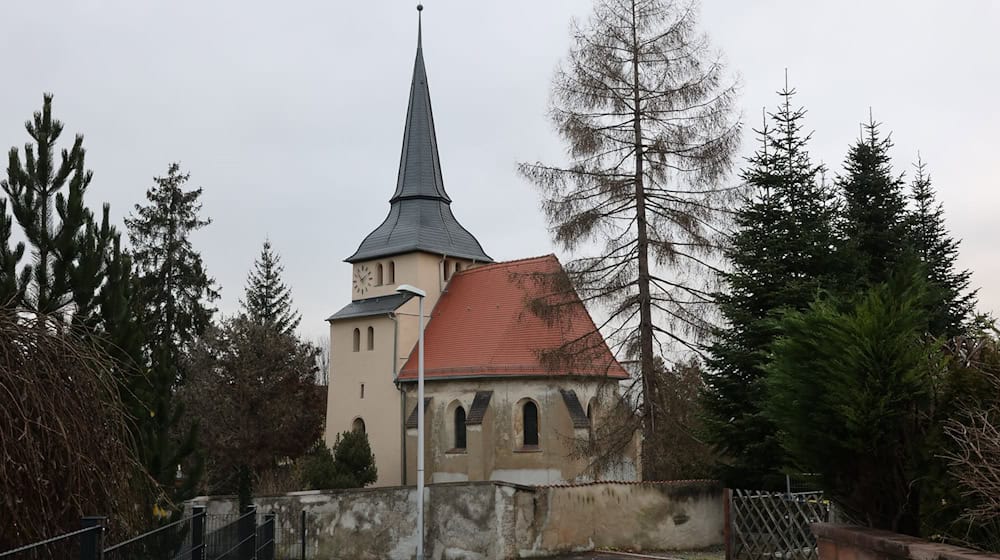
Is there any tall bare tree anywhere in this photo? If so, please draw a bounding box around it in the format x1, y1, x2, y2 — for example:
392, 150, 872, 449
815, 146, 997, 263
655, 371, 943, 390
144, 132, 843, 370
519, 0, 740, 472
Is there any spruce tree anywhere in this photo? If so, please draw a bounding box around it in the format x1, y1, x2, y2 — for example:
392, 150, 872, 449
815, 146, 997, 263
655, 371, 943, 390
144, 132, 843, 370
240, 239, 301, 335
836, 116, 909, 288
703, 84, 838, 488
125, 162, 217, 506
906, 157, 975, 337
1, 94, 116, 323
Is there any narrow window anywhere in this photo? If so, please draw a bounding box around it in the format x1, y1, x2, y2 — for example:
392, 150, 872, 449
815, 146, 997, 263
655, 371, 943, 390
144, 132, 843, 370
352, 328, 360, 352
454, 406, 467, 450
455, 262, 462, 273
523, 401, 539, 447
376, 263, 384, 286
360, 383, 365, 399
367, 326, 374, 350
353, 418, 366, 433
388, 261, 395, 284
443, 260, 451, 281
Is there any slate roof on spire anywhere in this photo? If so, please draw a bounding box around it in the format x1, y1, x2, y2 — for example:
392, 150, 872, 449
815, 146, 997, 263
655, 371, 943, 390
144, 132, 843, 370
347, 8, 491, 264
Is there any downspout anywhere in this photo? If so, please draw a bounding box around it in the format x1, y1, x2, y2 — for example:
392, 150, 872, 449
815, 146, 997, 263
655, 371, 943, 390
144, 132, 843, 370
391, 311, 405, 485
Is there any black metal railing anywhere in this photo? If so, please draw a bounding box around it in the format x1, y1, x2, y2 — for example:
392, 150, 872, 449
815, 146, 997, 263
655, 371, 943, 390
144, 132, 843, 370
103, 507, 205, 560
0, 504, 305, 560
0, 519, 104, 560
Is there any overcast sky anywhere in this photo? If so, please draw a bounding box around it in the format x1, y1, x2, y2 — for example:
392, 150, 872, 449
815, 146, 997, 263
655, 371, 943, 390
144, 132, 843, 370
1, 1, 997, 340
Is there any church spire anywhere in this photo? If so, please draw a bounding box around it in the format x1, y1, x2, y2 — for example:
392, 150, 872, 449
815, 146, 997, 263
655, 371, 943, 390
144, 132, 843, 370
391, 3, 449, 203
346, 5, 491, 264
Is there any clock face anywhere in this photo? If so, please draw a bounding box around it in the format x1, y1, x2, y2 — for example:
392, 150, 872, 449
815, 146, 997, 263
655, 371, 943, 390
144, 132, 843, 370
353, 265, 372, 295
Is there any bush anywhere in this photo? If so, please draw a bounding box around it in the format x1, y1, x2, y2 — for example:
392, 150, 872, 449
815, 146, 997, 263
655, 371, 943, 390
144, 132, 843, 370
301, 431, 377, 490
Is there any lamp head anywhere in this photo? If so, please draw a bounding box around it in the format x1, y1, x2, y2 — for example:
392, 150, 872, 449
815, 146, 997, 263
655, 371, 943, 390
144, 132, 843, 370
397, 284, 427, 298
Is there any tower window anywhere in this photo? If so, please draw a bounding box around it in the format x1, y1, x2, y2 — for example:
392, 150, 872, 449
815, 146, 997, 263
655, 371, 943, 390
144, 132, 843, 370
388, 261, 395, 284
443, 260, 451, 281
376, 263, 384, 286
352, 328, 360, 352
523, 401, 539, 447
360, 383, 365, 399
367, 326, 374, 351
454, 406, 467, 450
353, 418, 366, 433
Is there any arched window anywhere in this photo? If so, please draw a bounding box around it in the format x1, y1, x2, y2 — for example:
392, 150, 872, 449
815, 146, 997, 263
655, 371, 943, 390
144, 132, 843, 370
352, 328, 360, 352
454, 406, 467, 450
352, 417, 366, 433
376, 263, 384, 286
367, 326, 374, 351
523, 401, 539, 447
388, 261, 395, 284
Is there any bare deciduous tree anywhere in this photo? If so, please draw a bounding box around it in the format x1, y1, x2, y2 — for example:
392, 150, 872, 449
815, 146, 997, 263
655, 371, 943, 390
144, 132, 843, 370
519, 0, 740, 473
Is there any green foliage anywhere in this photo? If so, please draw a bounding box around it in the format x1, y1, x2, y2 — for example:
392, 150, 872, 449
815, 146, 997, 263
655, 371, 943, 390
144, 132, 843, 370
1, 93, 117, 323
703, 84, 838, 489
301, 433, 378, 490
0, 199, 24, 305
764, 267, 943, 535
836, 117, 910, 288
125, 162, 218, 506
240, 239, 301, 335
905, 158, 976, 338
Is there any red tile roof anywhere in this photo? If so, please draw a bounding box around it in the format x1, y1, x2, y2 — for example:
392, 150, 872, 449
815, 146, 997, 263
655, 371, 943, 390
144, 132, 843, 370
398, 255, 628, 381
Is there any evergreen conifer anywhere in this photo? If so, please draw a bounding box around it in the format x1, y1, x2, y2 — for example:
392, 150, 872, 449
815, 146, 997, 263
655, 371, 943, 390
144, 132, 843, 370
704, 84, 838, 488
240, 240, 301, 335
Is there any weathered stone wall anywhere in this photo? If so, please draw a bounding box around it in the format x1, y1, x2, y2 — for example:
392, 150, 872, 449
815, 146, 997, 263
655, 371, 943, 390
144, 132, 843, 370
517, 481, 725, 557
188, 480, 723, 559
812, 523, 1000, 560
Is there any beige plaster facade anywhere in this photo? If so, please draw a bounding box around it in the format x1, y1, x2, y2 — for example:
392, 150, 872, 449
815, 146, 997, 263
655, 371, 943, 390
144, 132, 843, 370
324, 251, 481, 487
403, 377, 639, 486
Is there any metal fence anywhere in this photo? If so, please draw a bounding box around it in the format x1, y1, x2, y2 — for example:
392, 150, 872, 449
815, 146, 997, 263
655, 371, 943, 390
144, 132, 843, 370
727, 489, 833, 560
0, 505, 307, 560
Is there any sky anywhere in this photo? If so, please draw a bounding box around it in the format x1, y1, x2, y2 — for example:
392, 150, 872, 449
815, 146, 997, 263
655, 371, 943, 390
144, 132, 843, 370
1, 1, 997, 341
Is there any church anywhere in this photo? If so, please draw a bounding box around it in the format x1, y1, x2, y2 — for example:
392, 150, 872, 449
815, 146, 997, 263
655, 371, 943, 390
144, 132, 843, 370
323, 11, 638, 487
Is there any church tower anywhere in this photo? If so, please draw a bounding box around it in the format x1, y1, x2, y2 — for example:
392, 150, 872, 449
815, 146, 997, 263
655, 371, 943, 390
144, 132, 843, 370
324, 7, 491, 487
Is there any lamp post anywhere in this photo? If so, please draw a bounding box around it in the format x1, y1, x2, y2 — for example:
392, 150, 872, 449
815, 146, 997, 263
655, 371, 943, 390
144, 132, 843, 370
396, 284, 427, 560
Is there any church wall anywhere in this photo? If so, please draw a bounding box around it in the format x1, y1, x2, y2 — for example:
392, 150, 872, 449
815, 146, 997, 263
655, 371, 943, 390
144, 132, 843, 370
325, 314, 402, 486
403, 377, 638, 486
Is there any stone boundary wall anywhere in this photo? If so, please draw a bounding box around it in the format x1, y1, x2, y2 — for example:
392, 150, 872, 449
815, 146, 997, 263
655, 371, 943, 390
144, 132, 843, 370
188, 480, 724, 559
813, 523, 1000, 560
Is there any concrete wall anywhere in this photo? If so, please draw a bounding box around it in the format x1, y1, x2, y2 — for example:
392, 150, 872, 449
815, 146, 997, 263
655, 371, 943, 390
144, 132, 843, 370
403, 378, 639, 486
812, 523, 1000, 560
188, 480, 723, 559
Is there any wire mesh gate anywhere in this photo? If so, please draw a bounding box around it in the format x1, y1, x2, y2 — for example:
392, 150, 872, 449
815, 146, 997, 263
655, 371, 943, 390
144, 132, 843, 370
726, 489, 833, 560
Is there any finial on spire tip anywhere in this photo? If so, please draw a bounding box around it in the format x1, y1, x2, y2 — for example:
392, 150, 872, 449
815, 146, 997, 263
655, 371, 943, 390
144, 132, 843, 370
417, 4, 423, 11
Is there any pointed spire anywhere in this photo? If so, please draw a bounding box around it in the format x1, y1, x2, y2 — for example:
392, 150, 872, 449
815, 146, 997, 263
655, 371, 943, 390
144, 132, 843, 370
391, 4, 450, 203
346, 4, 491, 264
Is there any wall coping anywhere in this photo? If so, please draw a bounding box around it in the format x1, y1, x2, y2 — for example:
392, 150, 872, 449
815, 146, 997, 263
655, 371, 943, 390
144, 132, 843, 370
188, 479, 538, 502
812, 523, 1000, 560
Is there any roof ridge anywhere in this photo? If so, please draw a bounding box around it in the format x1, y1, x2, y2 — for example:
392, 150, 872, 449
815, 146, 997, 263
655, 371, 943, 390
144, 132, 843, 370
454, 254, 557, 277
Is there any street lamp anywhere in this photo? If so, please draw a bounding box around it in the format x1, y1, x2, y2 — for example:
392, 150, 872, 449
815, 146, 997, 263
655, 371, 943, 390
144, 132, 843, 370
396, 283, 427, 560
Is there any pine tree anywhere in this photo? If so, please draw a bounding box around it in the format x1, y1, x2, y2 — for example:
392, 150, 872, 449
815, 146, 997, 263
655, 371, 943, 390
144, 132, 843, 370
1, 94, 116, 323
703, 84, 839, 488
125, 162, 217, 506
240, 239, 301, 335
906, 157, 975, 337
0, 199, 25, 306
836, 116, 909, 288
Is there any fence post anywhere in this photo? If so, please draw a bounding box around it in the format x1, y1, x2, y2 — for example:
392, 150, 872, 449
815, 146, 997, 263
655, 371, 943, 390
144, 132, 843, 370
262, 512, 275, 560
300, 509, 306, 560
191, 505, 206, 560
723, 489, 732, 560
238, 504, 257, 560
81, 516, 105, 560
